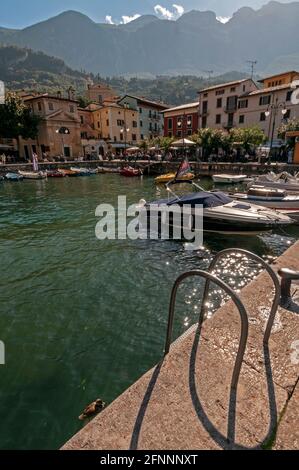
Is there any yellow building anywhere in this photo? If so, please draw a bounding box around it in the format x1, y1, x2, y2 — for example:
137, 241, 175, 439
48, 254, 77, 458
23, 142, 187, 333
92, 103, 140, 154
259, 71, 299, 89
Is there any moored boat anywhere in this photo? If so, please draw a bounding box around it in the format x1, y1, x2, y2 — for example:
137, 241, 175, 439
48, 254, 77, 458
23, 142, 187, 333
98, 167, 120, 174
70, 167, 92, 176
120, 166, 143, 177
212, 174, 248, 184
18, 170, 47, 180
46, 170, 65, 178
58, 169, 78, 177
233, 186, 299, 211
155, 172, 195, 184
249, 172, 299, 192
139, 181, 293, 236
5, 172, 24, 181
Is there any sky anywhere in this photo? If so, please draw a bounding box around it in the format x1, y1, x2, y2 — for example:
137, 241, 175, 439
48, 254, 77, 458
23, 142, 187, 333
0, 0, 294, 29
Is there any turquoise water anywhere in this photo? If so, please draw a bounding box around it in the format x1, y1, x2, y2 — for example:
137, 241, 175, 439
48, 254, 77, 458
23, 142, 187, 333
0, 175, 298, 450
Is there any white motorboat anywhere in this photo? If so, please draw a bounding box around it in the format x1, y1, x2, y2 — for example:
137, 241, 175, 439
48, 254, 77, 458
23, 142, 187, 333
139, 181, 293, 236
70, 167, 92, 176
250, 172, 299, 192
233, 186, 299, 215
212, 174, 248, 184
18, 171, 47, 180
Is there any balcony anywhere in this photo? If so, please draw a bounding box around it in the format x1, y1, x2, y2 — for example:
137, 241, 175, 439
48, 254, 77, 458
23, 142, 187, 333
224, 106, 237, 113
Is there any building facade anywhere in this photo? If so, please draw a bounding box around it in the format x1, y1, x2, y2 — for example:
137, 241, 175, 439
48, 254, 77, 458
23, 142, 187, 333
86, 82, 119, 105
118, 95, 168, 141
198, 79, 258, 131
236, 71, 299, 141
163, 103, 199, 138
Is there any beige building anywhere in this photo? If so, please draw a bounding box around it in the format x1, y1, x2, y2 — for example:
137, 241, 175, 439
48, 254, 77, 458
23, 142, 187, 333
198, 79, 258, 131
92, 102, 140, 153
20, 92, 83, 160
236, 71, 299, 141
86, 82, 119, 105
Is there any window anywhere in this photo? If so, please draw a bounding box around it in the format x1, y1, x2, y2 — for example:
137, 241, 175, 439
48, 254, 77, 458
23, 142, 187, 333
114, 136, 117, 142
149, 110, 152, 118
168, 132, 173, 138
80, 116, 84, 124
49, 102, 54, 111
140, 120, 143, 128
139, 108, 142, 114
230, 87, 236, 92
106, 119, 109, 126
117, 119, 124, 126
203, 93, 208, 98
239, 115, 245, 124
177, 130, 182, 137
132, 134, 137, 141
202, 101, 208, 113
187, 115, 192, 127
120, 133, 123, 141
97, 122, 100, 129
216, 114, 221, 124
202, 116, 207, 128
238, 99, 248, 109
259, 95, 271, 106
187, 129, 192, 136
168, 118, 173, 130
243, 85, 246, 92
216, 98, 222, 108
37, 102, 42, 111
286, 90, 293, 102
141, 134, 144, 140
216, 89, 225, 96
132, 121, 137, 128
70, 105, 75, 113
260, 112, 266, 122
149, 123, 152, 131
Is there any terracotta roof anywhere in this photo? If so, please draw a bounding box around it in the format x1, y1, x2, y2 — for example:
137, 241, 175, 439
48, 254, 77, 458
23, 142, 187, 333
24, 93, 78, 104
119, 94, 169, 109
161, 102, 199, 113
199, 78, 253, 93
244, 84, 291, 97
258, 71, 299, 83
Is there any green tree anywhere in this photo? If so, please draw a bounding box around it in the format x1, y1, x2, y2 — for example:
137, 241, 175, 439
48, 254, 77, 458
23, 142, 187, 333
230, 126, 266, 152
278, 118, 299, 140
0, 93, 41, 153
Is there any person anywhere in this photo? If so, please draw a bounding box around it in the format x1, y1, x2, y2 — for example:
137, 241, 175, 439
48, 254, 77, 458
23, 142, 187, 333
288, 149, 293, 164
1, 153, 6, 164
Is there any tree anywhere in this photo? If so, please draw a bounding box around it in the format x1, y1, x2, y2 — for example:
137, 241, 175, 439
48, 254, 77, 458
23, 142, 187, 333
278, 118, 299, 140
0, 92, 40, 149
230, 126, 266, 152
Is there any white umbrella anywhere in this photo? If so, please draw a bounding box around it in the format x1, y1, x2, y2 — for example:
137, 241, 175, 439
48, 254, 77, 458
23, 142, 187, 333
127, 146, 139, 152
172, 138, 196, 147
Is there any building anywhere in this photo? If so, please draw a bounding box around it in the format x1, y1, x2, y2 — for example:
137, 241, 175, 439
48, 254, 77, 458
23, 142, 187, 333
198, 79, 258, 131
236, 71, 299, 141
86, 82, 119, 105
20, 92, 83, 160
118, 95, 168, 141
91, 102, 140, 154
163, 102, 199, 138
78, 107, 107, 159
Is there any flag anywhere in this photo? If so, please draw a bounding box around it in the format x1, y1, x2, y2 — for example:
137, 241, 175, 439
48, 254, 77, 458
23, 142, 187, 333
175, 157, 192, 180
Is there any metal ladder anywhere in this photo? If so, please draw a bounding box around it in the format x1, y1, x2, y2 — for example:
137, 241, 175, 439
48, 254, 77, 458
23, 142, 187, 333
164, 249, 281, 389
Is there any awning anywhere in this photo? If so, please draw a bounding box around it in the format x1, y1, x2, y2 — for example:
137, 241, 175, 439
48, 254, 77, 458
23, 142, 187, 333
172, 138, 196, 147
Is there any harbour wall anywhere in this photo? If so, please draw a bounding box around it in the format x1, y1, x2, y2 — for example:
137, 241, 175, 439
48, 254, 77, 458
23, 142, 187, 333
62, 241, 299, 450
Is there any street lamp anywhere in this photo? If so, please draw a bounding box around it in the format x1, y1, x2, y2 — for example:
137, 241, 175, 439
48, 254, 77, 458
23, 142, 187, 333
177, 114, 192, 155
120, 127, 130, 157
56, 126, 70, 158
264, 98, 287, 154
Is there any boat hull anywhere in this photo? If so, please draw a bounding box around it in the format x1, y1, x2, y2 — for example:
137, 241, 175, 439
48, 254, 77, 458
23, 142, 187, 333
213, 174, 247, 184
155, 173, 195, 184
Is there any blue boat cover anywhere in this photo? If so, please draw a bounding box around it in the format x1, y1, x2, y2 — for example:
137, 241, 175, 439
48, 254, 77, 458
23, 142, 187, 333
151, 191, 232, 208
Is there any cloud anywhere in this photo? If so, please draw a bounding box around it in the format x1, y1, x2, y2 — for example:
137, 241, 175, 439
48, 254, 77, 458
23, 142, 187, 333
121, 14, 141, 24
216, 16, 231, 24
154, 4, 184, 20
105, 15, 114, 24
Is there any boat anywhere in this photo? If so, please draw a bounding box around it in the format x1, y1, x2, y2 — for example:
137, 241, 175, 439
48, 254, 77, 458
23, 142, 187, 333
139, 181, 293, 236
18, 170, 47, 180
249, 172, 299, 192
233, 187, 299, 211
70, 167, 92, 176
212, 174, 248, 184
58, 169, 78, 177
5, 172, 24, 181
97, 167, 120, 174
120, 166, 143, 177
155, 172, 195, 185
46, 170, 65, 178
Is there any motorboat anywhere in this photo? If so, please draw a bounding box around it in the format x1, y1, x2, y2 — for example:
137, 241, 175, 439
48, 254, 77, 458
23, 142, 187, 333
70, 167, 92, 176
98, 167, 120, 174
139, 181, 293, 236
120, 166, 143, 177
155, 172, 195, 185
18, 170, 47, 180
5, 172, 24, 181
58, 169, 78, 177
233, 187, 299, 210
46, 170, 65, 178
212, 174, 248, 184
249, 172, 299, 192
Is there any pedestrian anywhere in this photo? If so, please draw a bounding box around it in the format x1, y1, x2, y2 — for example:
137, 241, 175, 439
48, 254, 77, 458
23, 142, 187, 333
288, 149, 293, 164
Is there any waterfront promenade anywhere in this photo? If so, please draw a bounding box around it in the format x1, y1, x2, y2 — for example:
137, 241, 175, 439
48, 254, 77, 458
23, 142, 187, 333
1, 160, 299, 177
63, 241, 299, 450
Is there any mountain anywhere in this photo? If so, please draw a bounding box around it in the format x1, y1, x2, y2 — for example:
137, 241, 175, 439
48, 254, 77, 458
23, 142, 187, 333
0, 45, 88, 94
0, 2, 298, 76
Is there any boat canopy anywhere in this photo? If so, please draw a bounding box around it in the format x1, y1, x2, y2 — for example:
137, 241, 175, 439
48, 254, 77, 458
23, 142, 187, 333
151, 191, 233, 208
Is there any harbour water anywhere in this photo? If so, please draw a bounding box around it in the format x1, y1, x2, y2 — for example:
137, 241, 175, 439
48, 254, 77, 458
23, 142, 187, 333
0, 175, 298, 450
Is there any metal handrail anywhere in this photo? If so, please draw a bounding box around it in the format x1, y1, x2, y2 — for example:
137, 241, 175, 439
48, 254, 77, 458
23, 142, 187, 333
201, 249, 281, 345
164, 270, 249, 390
